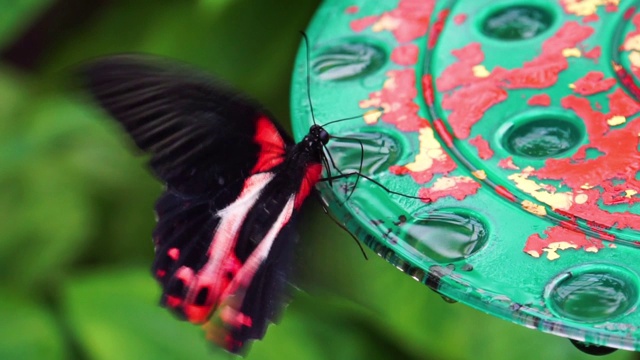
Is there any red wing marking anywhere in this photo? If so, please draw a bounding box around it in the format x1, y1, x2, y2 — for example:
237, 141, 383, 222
204, 195, 297, 350
294, 163, 323, 209
172, 172, 274, 323
251, 116, 286, 174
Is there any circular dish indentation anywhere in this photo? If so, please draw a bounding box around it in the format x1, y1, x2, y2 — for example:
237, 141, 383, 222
326, 129, 402, 175
481, 5, 553, 41
545, 265, 639, 323
312, 41, 386, 81
501, 112, 583, 158
403, 210, 488, 263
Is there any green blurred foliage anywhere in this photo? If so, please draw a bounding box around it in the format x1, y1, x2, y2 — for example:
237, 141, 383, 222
0, 1, 637, 359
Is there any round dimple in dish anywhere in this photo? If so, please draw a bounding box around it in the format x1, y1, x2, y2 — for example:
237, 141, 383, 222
480, 5, 554, 41
312, 40, 386, 81
402, 210, 489, 263
545, 265, 639, 323
325, 128, 405, 176
499, 111, 584, 158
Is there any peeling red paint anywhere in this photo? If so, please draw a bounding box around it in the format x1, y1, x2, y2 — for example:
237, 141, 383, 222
524, 226, 605, 259
433, 119, 454, 148
605, 3, 618, 12
583, 46, 601, 62
527, 94, 551, 106
469, 135, 494, 160
350, 16, 378, 32
345, 5, 359, 14
495, 186, 516, 202
438, 22, 594, 139
613, 62, 640, 100
583, 13, 599, 23
390, 154, 457, 184
428, 9, 450, 49
498, 157, 519, 170
453, 13, 467, 25
417, 176, 481, 201
422, 74, 435, 107
571, 71, 616, 95
350, 0, 436, 43
625, 6, 636, 20
360, 69, 426, 131
391, 44, 419, 66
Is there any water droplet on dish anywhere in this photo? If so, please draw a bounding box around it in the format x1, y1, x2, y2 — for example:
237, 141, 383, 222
313, 42, 386, 81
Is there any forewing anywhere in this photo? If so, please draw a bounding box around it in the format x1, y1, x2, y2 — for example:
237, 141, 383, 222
81, 55, 292, 197
81, 55, 296, 352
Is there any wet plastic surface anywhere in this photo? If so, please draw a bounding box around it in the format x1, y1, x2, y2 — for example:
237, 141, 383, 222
291, 0, 640, 351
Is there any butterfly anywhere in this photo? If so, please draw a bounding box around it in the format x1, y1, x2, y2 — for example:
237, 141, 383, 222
80, 55, 332, 354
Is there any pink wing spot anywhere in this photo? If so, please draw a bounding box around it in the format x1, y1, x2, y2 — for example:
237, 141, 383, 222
251, 116, 286, 174
391, 44, 419, 66
527, 94, 551, 106
165, 295, 182, 308
220, 307, 253, 328
184, 304, 213, 324
156, 269, 166, 278
168, 247, 180, 260
468, 135, 494, 160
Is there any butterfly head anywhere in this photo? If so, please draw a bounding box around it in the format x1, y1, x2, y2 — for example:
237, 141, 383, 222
307, 124, 330, 146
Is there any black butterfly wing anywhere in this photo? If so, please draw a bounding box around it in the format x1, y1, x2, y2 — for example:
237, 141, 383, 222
81, 55, 298, 353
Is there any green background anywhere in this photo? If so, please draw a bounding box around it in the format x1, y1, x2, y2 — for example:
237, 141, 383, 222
0, 0, 636, 359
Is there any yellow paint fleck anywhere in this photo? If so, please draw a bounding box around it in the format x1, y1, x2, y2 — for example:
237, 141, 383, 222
629, 51, 640, 68
431, 176, 475, 191
545, 241, 578, 261
568, 83, 576, 89
574, 193, 588, 204
580, 183, 593, 189
609, 243, 617, 249
562, 48, 582, 58
472, 170, 486, 180
561, 0, 619, 16
625, 189, 637, 198
521, 200, 547, 216
372, 14, 400, 32
527, 250, 541, 258
623, 34, 640, 52
472, 65, 490, 78
404, 127, 446, 172
585, 246, 599, 253
607, 115, 626, 126
363, 109, 382, 125
508, 169, 574, 210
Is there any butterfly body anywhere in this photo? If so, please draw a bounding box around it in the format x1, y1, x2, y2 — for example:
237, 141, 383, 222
82, 55, 329, 353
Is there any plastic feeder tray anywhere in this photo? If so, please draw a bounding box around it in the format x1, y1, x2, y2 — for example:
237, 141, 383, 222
291, 0, 640, 354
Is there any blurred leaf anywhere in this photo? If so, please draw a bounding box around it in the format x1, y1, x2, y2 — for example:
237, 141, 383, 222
0, 288, 69, 359
64, 268, 216, 360
0, 0, 53, 49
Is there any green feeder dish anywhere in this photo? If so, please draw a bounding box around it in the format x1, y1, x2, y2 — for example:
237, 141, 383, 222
291, 0, 640, 353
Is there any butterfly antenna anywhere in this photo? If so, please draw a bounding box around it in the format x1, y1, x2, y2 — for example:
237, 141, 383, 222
300, 31, 318, 126
320, 172, 431, 202
317, 197, 368, 260
328, 135, 364, 203
322, 143, 345, 176
321, 107, 384, 128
